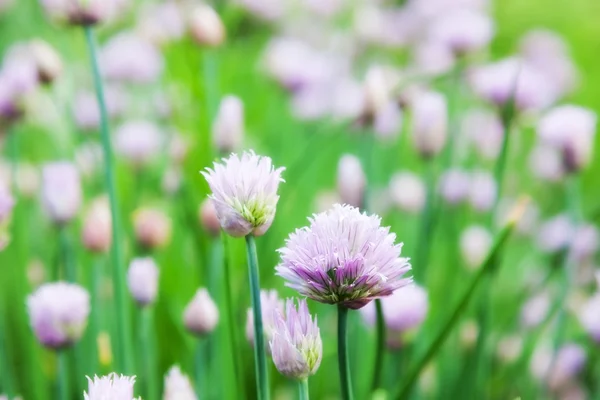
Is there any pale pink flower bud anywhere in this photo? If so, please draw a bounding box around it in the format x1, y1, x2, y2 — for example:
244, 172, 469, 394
132, 207, 172, 250
41, 162, 82, 224
460, 225, 492, 270
127, 257, 159, 307
438, 168, 470, 205
363, 65, 400, 117
537, 105, 597, 173
374, 102, 403, 141
163, 366, 197, 400
336, 154, 366, 208
521, 291, 551, 329
410, 40, 455, 77
529, 144, 565, 182
101, 31, 163, 84
41, 0, 127, 26
198, 199, 220, 237
184, 288, 219, 336
212, 95, 244, 154
389, 171, 425, 214
27, 282, 90, 349
429, 8, 494, 55
82, 197, 112, 254
137, 2, 185, 46
411, 91, 448, 158
189, 4, 226, 47
29, 39, 62, 85
468, 170, 497, 212
114, 121, 163, 167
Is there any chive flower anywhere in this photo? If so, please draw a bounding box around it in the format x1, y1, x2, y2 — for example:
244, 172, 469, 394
84, 373, 140, 400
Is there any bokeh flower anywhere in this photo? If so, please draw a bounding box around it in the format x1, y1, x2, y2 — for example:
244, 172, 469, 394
27, 282, 90, 349
337, 154, 365, 208
212, 95, 244, 154
40, 0, 127, 26
114, 121, 163, 167
41, 162, 82, 224
270, 298, 322, 380
163, 366, 197, 400
183, 288, 219, 336
189, 4, 226, 47
277, 204, 412, 309
410, 91, 448, 158
389, 171, 426, 214
132, 207, 172, 250
82, 197, 111, 253
84, 373, 139, 400
127, 257, 159, 307
246, 289, 283, 348
201, 151, 285, 237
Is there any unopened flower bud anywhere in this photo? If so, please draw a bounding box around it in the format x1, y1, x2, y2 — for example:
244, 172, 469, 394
27, 281, 90, 349
184, 288, 219, 336
468, 170, 497, 212
438, 169, 469, 205
163, 366, 197, 400
82, 197, 111, 253
411, 91, 448, 158
212, 95, 244, 154
430, 9, 494, 55
389, 171, 425, 213
114, 121, 163, 167
40, 0, 125, 26
29, 39, 62, 85
521, 291, 550, 329
132, 207, 172, 250
127, 257, 159, 307
460, 225, 492, 270
189, 4, 225, 47
101, 32, 163, 84
336, 154, 365, 208
41, 162, 82, 225
199, 199, 220, 237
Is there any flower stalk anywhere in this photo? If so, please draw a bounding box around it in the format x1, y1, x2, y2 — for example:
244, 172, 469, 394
338, 305, 353, 400
299, 379, 310, 400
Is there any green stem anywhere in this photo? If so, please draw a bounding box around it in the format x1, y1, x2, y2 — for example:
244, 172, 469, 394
371, 299, 385, 393
58, 350, 70, 400
59, 226, 75, 282
395, 219, 517, 399
141, 308, 158, 400
89, 257, 103, 373
194, 339, 205, 399
414, 160, 435, 282
299, 379, 310, 400
0, 309, 15, 397
203, 50, 219, 128
83, 25, 133, 374
245, 235, 269, 400
337, 305, 353, 400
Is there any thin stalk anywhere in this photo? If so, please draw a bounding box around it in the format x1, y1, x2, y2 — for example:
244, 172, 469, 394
59, 226, 75, 282
338, 305, 353, 400
194, 339, 205, 399
207, 239, 222, 399
395, 217, 517, 399
414, 160, 435, 282
202, 50, 219, 123
83, 25, 133, 373
371, 299, 385, 392
58, 350, 70, 400
245, 235, 269, 400
141, 308, 158, 400
299, 379, 310, 400
0, 310, 15, 397
89, 257, 103, 373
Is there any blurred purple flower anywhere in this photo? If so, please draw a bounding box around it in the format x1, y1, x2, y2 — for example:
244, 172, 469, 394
0, 48, 39, 124
27, 281, 90, 349
41, 162, 82, 224
410, 39, 455, 77
212, 95, 244, 154
183, 288, 219, 336
410, 90, 448, 158
84, 373, 139, 400
520, 291, 550, 329
429, 8, 494, 55
137, 2, 185, 46
528, 144, 565, 182
114, 121, 163, 167
468, 170, 496, 212
101, 31, 163, 84
270, 298, 322, 380
246, 289, 283, 348
127, 257, 159, 307
389, 171, 425, 214
202, 151, 285, 237
460, 225, 492, 270
40, 0, 127, 26
579, 292, 600, 343
462, 109, 504, 160
276, 204, 412, 309
374, 101, 403, 140
0, 183, 14, 223
337, 154, 366, 208
536, 214, 574, 253
72, 86, 128, 132
570, 224, 599, 262
438, 168, 470, 205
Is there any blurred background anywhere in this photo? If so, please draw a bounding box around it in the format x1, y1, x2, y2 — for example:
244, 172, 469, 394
1, 0, 600, 399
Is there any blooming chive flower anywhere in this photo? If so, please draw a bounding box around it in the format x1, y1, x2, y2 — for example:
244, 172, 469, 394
201, 151, 285, 237
277, 204, 412, 309
84, 373, 139, 400
41, 162, 82, 224
127, 257, 159, 307
270, 298, 322, 380
163, 365, 197, 400
246, 289, 283, 348
27, 282, 90, 349
183, 288, 219, 336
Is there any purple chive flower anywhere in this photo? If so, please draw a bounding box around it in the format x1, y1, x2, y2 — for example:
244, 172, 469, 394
40, 0, 126, 26
429, 8, 494, 55
246, 289, 283, 348
114, 121, 163, 167
72, 87, 128, 132
41, 162, 82, 224
360, 284, 428, 348
84, 373, 139, 400
438, 168, 470, 205
212, 95, 244, 154
100, 31, 163, 84
270, 298, 322, 380
276, 204, 412, 310
410, 90, 448, 158
163, 366, 197, 400
183, 288, 219, 336
127, 257, 159, 307
27, 282, 90, 349
201, 151, 285, 237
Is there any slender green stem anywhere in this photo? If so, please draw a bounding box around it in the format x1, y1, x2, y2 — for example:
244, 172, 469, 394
245, 235, 269, 400
141, 308, 158, 400
58, 350, 70, 400
194, 339, 205, 399
415, 160, 435, 282
0, 308, 14, 397
371, 299, 385, 393
59, 226, 75, 282
337, 305, 353, 400
202, 50, 219, 124
299, 379, 310, 400
89, 257, 103, 373
83, 25, 133, 374
395, 219, 517, 399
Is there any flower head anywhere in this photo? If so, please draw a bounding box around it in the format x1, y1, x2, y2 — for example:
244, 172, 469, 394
183, 288, 219, 336
41, 162, 82, 224
270, 298, 322, 380
277, 204, 412, 309
132, 207, 172, 250
201, 151, 285, 237
27, 282, 90, 349
114, 120, 164, 167
246, 289, 283, 348
84, 373, 139, 400
163, 366, 197, 400
579, 292, 600, 343
101, 32, 163, 84
82, 197, 111, 253
212, 95, 244, 154
127, 257, 159, 307
40, 0, 127, 26
189, 4, 226, 47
